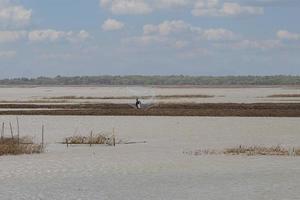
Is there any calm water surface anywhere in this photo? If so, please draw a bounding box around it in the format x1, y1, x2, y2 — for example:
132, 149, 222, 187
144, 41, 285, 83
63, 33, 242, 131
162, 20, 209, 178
1, 86, 300, 103
0, 116, 299, 200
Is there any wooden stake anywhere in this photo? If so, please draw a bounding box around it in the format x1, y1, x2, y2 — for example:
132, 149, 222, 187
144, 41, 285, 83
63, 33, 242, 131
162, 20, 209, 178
16, 117, 20, 145
113, 128, 116, 147
9, 122, 14, 139
1, 122, 4, 141
90, 131, 93, 147
66, 138, 69, 148
42, 125, 44, 150
293, 147, 296, 157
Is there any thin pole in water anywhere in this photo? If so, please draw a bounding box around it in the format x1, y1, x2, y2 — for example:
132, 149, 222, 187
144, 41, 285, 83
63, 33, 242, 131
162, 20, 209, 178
9, 122, 14, 139
90, 131, 93, 147
113, 128, 116, 147
16, 117, 20, 145
42, 125, 44, 150
66, 138, 69, 148
1, 122, 4, 141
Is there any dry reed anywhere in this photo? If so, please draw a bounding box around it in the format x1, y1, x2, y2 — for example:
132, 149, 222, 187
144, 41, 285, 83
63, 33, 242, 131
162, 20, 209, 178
0, 137, 44, 156
186, 145, 300, 156
63, 133, 119, 146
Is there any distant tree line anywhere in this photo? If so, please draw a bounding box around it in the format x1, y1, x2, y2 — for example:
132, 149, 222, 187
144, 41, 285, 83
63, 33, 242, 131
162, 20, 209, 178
1, 75, 300, 86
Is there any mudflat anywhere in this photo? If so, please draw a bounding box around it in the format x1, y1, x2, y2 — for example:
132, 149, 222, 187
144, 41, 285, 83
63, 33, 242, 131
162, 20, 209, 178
1, 103, 300, 117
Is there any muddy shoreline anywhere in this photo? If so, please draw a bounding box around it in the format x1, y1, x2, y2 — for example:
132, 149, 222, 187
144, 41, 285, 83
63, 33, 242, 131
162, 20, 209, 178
0, 103, 300, 117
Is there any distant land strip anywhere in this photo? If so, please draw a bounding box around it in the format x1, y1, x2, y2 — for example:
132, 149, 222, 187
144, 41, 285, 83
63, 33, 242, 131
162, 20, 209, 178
44, 94, 214, 100
267, 94, 300, 98
2, 75, 300, 86
1, 103, 300, 117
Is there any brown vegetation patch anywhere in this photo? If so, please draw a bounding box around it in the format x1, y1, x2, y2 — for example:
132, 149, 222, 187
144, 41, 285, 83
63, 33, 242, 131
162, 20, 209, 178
0, 137, 44, 156
63, 134, 119, 146
185, 145, 300, 156
1, 103, 300, 117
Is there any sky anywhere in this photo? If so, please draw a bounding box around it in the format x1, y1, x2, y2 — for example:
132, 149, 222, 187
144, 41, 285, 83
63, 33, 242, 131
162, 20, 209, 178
0, 0, 300, 78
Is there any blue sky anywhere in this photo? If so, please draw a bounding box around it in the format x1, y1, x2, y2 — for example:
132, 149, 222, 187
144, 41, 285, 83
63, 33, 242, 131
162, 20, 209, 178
0, 0, 300, 78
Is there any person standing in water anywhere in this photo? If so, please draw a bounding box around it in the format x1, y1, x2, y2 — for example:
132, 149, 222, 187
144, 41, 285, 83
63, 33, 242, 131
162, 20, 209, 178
136, 98, 141, 109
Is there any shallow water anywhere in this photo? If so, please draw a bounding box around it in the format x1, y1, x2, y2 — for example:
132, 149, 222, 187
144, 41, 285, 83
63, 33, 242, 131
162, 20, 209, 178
1, 86, 300, 103
0, 116, 300, 200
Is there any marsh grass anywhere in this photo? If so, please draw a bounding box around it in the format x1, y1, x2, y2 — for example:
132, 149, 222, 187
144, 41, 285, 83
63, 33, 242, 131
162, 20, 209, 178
224, 145, 290, 156
63, 133, 119, 146
186, 145, 300, 156
0, 137, 44, 156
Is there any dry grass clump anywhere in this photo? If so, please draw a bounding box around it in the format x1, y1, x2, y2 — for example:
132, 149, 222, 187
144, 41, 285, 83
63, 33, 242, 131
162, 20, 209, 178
63, 133, 119, 146
186, 145, 300, 156
224, 145, 289, 156
0, 137, 44, 156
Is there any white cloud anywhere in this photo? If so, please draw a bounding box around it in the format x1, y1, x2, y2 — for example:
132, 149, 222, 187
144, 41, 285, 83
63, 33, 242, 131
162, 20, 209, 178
127, 20, 238, 50
222, 3, 263, 16
77, 30, 90, 40
68, 30, 91, 42
0, 0, 32, 27
100, 0, 112, 7
100, 0, 152, 15
28, 29, 90, 43
128, 19, 291, 55
28, 29, 71, 42
143, 20, 190, 35
143, 20, 237, 41
194, 0, 219, 9
143, 24, 157, 35
192, 0, 264, 17
201, 28, 237, 41
277, 30, 300, 40
0, 50, 16, 59
232, 39, 281, 50
173, 40, 188, 48
102, 18, 124, 31
100, 0, 191, 14
154, 0, 190, 8
123, 35, 167, 45
99, 0, 265, 16
246, 0, 299, 7
0, 29, 90, 43
0, 30, 26, 43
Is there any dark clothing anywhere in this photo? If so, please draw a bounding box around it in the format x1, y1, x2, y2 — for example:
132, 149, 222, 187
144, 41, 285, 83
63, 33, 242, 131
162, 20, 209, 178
136, 99, 141, 109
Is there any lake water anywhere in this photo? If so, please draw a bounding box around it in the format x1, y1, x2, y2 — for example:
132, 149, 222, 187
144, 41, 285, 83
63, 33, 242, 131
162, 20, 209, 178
1, 86, 300, 103
0, 115, 300, 200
